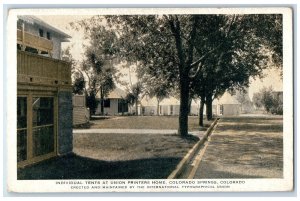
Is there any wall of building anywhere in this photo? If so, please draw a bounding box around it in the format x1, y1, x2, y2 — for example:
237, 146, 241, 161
142, 106, 157, 115
190, 105, 198, 116
96, 99, 122, 115
221, 104, 241, 116
141, 104, 199, 116
57, 90, 73, 155
51, 33, 62, 59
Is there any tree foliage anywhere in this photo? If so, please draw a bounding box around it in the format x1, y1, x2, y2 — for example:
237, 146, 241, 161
253, 87, 283, 115
70, 21, 122, 115
125, 81, 144, 115
71, 14, 282, 135
72, 71, 85, 95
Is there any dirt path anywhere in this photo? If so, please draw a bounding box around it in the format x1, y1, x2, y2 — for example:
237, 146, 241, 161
194, 116, 283, 178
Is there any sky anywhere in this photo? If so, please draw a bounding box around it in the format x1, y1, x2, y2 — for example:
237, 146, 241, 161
38, 15, 283, 100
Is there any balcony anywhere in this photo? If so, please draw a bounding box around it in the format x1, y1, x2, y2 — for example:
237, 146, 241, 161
17, 50, 71, 87
17, 29, 53, 53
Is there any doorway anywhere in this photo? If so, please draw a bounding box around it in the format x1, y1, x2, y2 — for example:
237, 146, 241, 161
17, 93, 57, 167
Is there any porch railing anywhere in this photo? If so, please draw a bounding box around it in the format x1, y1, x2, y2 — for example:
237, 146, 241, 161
17, 29, 53, 54
17, 50, 71, 86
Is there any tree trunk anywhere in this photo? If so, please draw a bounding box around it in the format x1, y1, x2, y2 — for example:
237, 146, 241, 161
178, 77, 190, 137
135, 99, 138, 116
206, 95, 213, 120
168, 16, 194, 137
121, 100, 124, 115
188, 98, 192, 115
199, 99, 205, 127
100, 87, 104, 115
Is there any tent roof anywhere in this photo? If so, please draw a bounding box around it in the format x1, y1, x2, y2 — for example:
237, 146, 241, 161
98, 88, 127, 99
214, 92, 240, 105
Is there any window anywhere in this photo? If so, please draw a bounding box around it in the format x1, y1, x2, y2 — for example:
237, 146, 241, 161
103, 99, 110, 108
17, 95, 56, 164
118, 99, 128, 113
220, 105, 224, 115
46, 32, 51, 40
39, 29, 44, 37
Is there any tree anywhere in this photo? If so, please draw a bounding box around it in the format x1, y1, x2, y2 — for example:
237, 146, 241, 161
72, 14, 282, 137
72, 71, 85, 94
147, 81, 170, 116
190, 15, 282, 123
254, 86, 282, 114
70, 22, 120, 115
62, 46, 86, 95
126, 82, 144, 115
103, 15, 217, 136
253, 92, 263, 109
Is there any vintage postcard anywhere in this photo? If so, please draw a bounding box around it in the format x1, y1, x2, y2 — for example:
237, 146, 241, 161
6, 7, 293, 192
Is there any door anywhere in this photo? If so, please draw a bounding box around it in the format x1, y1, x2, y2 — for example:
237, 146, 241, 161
17, 94, 56, 167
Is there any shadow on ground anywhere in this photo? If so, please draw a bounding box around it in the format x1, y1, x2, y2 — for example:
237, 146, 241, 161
195, 162, 264, 178
17, 153, 181, 180
217, 124, 283, 133
220, 116, 283, 123
218, 116, 283, 133
207, 133, 283, 171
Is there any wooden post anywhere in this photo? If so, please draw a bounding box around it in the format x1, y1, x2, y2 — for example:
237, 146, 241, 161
21, 23, 26, 51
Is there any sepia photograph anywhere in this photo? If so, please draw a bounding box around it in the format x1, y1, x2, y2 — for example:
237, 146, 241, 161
6, 7, 293, 193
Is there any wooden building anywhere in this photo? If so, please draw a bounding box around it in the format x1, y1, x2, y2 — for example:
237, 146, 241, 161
17, 16, 73, 167
96, 88, 129, 116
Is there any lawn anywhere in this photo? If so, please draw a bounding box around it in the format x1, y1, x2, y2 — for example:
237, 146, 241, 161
18, 133, 199, 179
89, 115, 213, 131
18, 116, 214, 179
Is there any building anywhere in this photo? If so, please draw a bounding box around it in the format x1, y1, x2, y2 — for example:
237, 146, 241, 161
17, 16, 73, 167
96, 88, 129, 115
140, 96, 158, 115
17, 16, 70, 59
213, 92, 242, 116
140, 96, 199, 116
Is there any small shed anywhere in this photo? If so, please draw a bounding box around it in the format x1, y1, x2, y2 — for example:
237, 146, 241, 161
96, 88, 129, 115
73, 95, 90, 126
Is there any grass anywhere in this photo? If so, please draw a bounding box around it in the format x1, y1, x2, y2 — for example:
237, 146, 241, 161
18, 116, 214, 179
88, 115, 213, 131
18, 133, 199, 179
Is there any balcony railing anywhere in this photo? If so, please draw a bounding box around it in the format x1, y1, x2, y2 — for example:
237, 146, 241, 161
17, 29, 53, 53
17, 50, 71, 86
